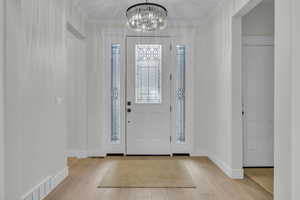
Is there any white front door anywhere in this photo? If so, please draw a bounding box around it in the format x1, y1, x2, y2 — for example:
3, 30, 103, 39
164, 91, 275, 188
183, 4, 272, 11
126, 37, 171, 155
242, 40, 274, 167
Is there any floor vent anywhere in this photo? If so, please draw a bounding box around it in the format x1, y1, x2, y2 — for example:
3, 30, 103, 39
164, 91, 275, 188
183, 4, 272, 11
21, 168, 68, 200
22, 177, 52, 200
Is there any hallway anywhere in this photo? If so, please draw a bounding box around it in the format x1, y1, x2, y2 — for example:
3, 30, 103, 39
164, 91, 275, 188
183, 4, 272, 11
1, 0, 300, 199
45, 157, 272, 200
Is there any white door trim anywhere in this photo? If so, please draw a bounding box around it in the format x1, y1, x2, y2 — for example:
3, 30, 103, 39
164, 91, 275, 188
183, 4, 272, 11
243, 36, 274, 46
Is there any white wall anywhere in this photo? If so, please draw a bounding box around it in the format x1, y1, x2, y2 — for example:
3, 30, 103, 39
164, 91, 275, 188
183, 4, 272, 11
4, 0, 68, 199
0, 0, 5, 199
66, 0, 86, 37
66, 29, 88, 157
242, 0, 274, 36
195, 0, 256, 178
274, 0, 292, 198
3, 0, 88, 198
290, 1, 300, 198
194, 29, 218, 156
85, 23, 105, 156
275, 0, 300, 199
196, 0, 300, 199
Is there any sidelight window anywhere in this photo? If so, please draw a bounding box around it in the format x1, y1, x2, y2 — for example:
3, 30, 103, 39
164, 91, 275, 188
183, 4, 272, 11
175, 45, 186, 144
111, 44, 121, 143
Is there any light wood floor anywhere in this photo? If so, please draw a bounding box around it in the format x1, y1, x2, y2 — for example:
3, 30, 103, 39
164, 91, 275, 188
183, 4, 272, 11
244, 168, 274, 195
45, 157, 273, 200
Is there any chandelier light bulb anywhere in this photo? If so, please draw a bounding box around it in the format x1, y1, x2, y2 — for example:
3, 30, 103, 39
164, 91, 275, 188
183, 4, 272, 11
126, 1, 168, 32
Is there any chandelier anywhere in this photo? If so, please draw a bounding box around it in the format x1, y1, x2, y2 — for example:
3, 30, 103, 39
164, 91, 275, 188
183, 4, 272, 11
126, 0, 168, 32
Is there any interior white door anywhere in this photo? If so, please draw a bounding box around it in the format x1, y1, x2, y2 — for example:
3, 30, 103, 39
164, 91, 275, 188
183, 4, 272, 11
126, 37, 171, 155
243, 42, 274, 167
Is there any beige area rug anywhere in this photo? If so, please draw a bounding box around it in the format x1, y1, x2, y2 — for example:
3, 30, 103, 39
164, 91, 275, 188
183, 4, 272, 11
98, 159, 196, 188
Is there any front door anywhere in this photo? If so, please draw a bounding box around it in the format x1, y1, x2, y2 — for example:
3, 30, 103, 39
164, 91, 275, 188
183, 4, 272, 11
126, 37, 171, 155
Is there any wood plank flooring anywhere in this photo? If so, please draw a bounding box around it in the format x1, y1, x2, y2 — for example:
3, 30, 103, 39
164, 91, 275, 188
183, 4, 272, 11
244, 168, 274, 195
44, 157, 273, 200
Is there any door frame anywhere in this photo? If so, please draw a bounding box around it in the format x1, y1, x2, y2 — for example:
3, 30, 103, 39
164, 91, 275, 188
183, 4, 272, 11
102, 31, 196, 156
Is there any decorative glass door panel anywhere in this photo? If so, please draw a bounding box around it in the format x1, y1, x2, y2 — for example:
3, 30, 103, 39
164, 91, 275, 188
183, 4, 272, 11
135, 45, 162, 104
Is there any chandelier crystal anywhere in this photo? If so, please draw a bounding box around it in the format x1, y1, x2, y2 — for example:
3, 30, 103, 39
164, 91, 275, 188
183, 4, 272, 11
126, 1, 168, 32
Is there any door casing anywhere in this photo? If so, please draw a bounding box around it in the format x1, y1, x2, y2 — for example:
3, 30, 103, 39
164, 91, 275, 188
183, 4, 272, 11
103, 32, 195, 156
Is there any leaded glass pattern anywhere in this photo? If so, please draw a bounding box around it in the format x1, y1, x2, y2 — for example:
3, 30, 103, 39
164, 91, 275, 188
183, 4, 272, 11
135, 44, 162, 104
176, 45, 186, 144
111, 44, 121, 143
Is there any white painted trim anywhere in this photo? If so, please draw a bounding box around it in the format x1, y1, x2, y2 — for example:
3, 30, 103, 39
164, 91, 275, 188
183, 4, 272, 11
66, 22, 85, 40
243, 36, 274, 46
87, 150, 105, 157
21, 167, 69, 200
208, 153, 244, 179
21, 176, 52, 200
190, 151, 244, 179
67, 150, 88, 158
0, 0, 5, 198
190, 151, 208, 157
230, 0, 265, 182
51, 167, 69, 189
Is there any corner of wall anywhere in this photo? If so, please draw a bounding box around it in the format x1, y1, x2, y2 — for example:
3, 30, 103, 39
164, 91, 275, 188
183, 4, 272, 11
67, 150, 88, 158
0, 0, 5, 198
208, 152, 244, 179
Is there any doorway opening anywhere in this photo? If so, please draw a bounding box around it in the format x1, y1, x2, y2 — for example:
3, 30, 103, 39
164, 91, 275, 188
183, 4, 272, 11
241, 0, 274, 195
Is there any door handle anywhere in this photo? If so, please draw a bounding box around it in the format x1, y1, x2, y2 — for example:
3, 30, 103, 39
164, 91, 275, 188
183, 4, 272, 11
127, 108, 131, 113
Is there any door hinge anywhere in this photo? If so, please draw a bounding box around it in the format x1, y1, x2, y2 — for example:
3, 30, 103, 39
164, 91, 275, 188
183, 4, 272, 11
170, 105, 172, 112
169, 74, 172, 80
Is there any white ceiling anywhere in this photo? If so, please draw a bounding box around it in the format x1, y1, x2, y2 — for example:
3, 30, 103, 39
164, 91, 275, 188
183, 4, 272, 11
77, 0, 225, 23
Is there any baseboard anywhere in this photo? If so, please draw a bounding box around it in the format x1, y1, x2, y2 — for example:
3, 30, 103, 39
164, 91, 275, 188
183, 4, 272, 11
67, 150, 105, 158
67, 150, 88, 158
190, 151, 209, 157
51, 167, 69, 189
208, 153, 244, 179
87, 150, 105, 157
21, 167, 69, 200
